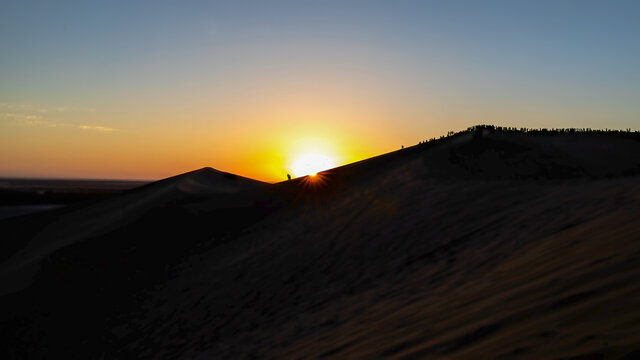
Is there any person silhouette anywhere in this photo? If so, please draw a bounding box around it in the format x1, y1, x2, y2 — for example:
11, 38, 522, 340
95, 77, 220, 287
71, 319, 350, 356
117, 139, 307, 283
287, 173, 292, 181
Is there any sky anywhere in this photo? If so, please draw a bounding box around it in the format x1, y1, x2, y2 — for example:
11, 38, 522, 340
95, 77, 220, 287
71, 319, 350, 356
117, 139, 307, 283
1, 0, 639, 181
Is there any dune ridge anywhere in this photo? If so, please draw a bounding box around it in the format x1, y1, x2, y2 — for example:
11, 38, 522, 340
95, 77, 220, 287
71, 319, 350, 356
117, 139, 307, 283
0, 127, 639, 359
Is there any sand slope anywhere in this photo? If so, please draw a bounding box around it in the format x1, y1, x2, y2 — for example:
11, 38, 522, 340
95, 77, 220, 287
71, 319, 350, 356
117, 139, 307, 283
0, 167, 268, 295
0, 130, 639, 359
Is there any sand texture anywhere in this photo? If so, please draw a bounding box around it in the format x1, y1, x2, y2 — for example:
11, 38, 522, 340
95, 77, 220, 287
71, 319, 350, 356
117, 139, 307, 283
1, 130, 639, 359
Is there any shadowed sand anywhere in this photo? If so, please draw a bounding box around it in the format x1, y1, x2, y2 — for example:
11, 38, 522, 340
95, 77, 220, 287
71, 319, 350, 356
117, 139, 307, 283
0, 128, 639, 359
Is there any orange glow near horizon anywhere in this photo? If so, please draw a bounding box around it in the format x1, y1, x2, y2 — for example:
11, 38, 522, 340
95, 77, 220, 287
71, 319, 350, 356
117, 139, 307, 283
0, 95, 414, 183
0, 103, 410, 183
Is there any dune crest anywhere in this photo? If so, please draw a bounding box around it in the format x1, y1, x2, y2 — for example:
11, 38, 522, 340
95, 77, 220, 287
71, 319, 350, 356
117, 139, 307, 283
1, 127, 639, 358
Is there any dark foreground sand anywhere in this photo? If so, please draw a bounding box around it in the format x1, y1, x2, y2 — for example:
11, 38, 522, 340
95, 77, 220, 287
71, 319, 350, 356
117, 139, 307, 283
0, 129, 639, 359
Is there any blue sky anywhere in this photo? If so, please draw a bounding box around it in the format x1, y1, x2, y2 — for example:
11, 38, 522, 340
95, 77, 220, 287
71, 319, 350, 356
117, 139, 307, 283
1, 0, 639, 179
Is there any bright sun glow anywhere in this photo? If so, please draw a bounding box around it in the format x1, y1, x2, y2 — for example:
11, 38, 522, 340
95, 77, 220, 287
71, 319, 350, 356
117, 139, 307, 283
290, 153, 336, 177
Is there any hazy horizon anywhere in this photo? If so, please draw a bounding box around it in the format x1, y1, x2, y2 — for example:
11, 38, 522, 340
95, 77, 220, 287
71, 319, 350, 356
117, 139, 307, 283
2, 0, 639, 182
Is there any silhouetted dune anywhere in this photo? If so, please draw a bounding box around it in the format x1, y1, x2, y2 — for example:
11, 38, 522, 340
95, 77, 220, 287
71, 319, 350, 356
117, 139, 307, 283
0, 167, 269, 295
134, 166, 269, 195
1, 128, 639, 359
420, 131, 640, 179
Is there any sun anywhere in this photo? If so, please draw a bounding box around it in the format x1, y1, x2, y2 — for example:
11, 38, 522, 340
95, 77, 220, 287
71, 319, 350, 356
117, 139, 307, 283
290, 153, 336, 177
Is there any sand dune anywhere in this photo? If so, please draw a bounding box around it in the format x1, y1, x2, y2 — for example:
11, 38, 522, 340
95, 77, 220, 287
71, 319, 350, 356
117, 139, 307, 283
0, 167, 268, 295
0, 128, 639, 359
420, 131, 640, 179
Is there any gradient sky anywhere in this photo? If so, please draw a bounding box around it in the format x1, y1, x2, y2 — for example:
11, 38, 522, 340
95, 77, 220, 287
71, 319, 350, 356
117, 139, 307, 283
1, 0, 639, 181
